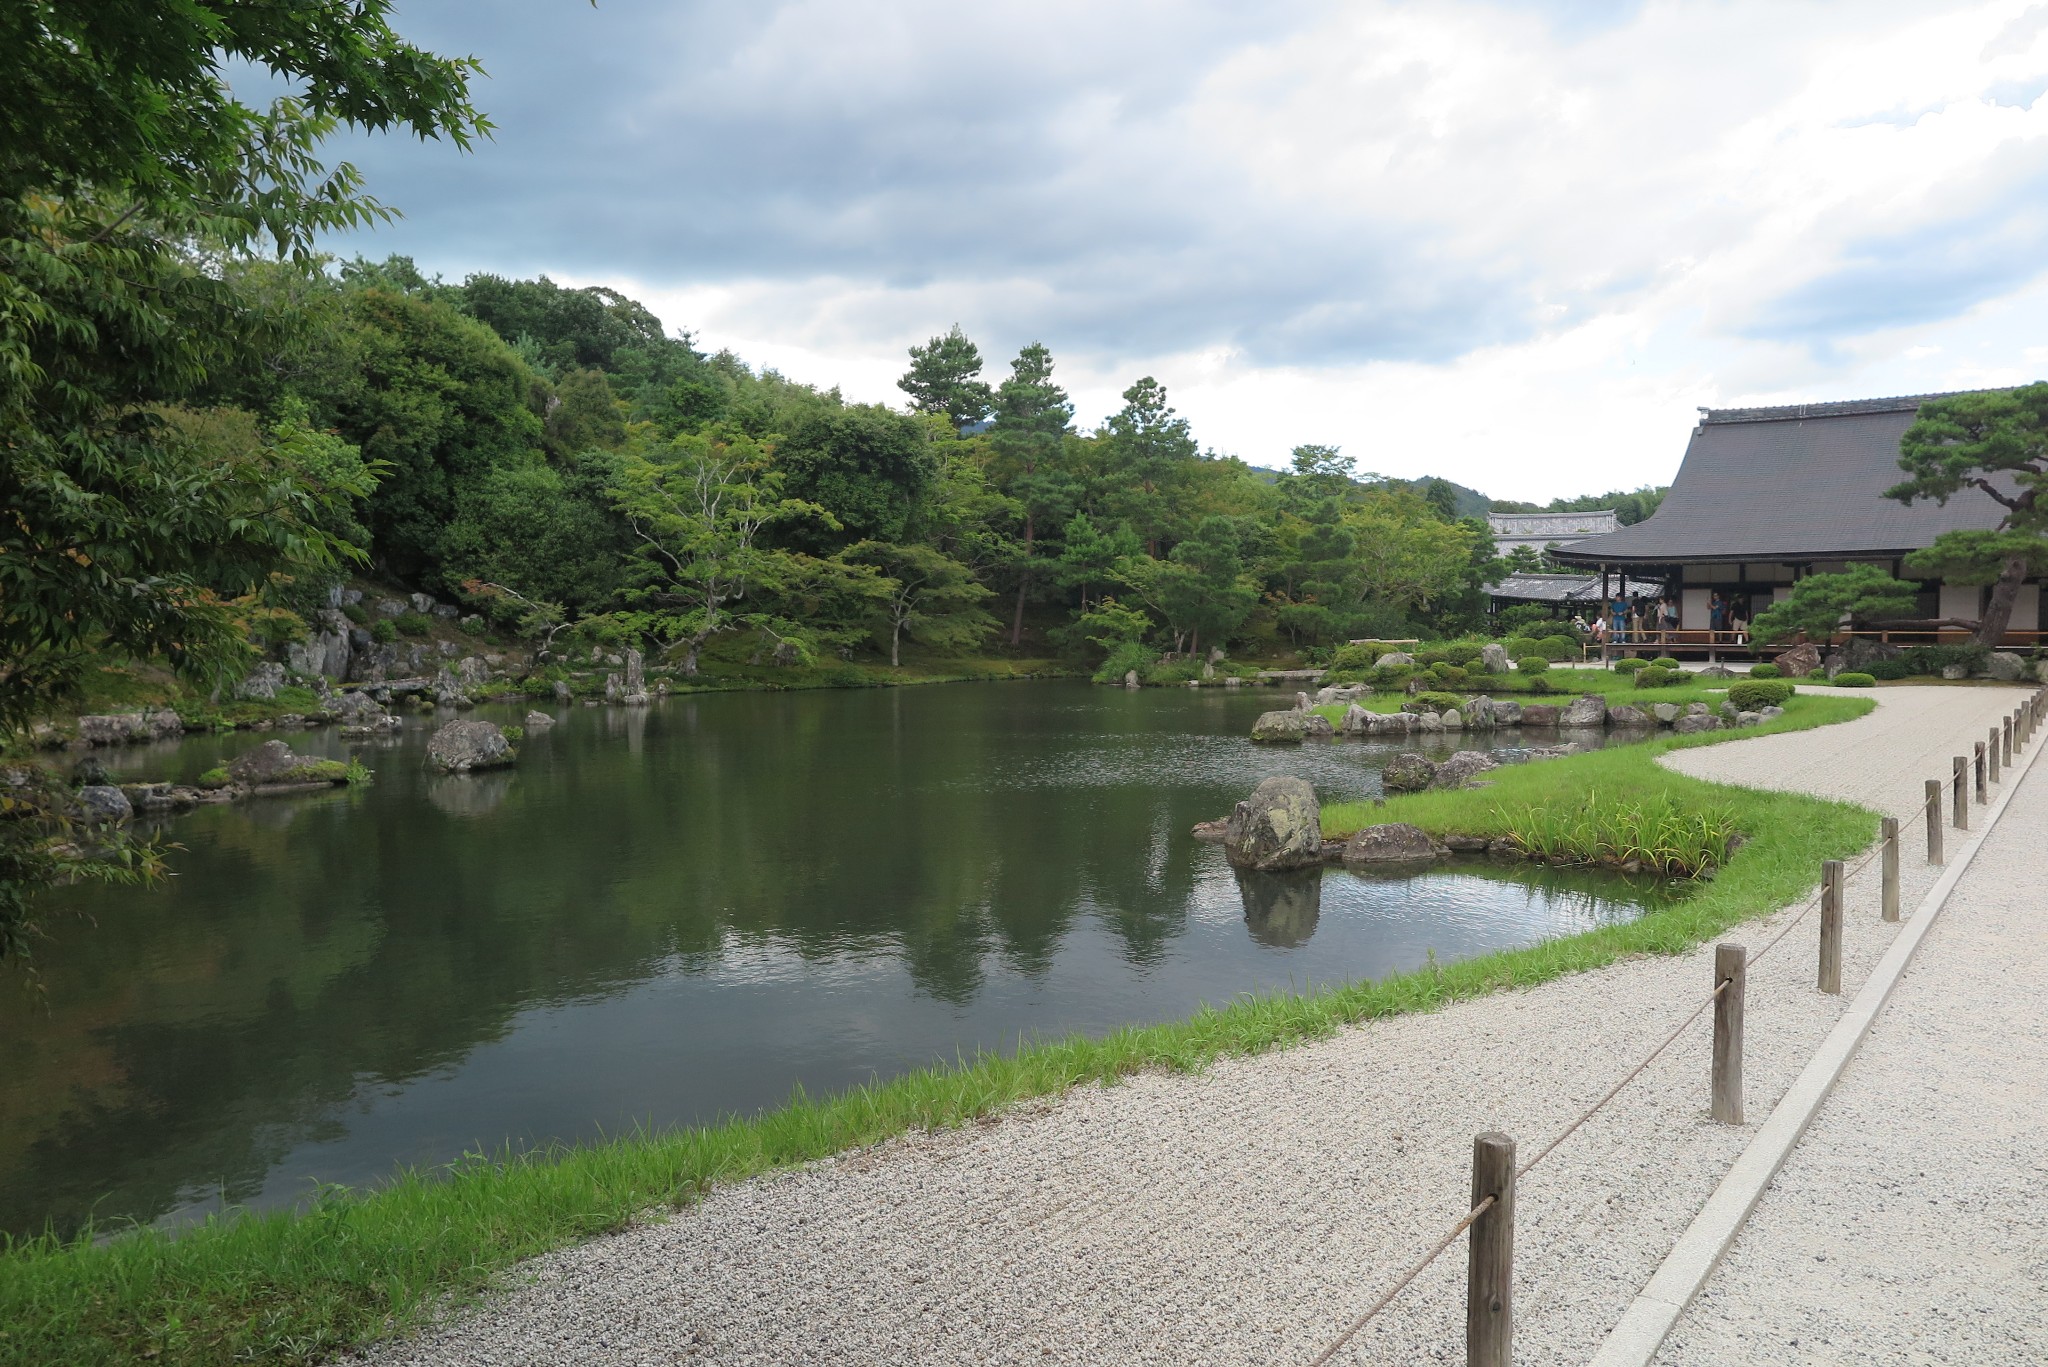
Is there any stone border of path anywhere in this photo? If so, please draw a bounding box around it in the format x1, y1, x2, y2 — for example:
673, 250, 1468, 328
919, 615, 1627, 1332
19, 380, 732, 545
1588, 698, 2048, 1366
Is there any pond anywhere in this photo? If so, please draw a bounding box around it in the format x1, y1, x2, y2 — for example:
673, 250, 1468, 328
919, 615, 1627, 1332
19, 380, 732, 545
2, 681, 1682, 1240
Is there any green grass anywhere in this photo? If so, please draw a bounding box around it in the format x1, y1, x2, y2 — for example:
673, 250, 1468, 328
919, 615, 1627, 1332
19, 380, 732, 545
1494, 790, 1741, 876
0, 694, 1878, 1367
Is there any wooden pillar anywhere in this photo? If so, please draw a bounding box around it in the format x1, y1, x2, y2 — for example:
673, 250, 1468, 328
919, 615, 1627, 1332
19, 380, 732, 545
1925, 779, 1943, 864
1880, 817, 1900, 922
1468, 1133, 1516, 1367
1711, 943, 1746, 1124
1818, 860, 1843, 995
1953, 757, 1969, 830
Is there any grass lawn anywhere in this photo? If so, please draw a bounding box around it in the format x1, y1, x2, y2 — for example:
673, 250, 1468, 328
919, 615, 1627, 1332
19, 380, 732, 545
0, 694, 1876, 1367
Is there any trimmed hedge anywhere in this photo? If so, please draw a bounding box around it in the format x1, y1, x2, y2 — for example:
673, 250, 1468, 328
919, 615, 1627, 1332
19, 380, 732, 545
1749, 662, 1782, 679
1651, 656, 1680, 669
1728, 679, 1796, 710
1634, 665, 1685, 688
1831, 672, 1876, 688
1612, 657, 1648, 674
1516, 656, 1550, 674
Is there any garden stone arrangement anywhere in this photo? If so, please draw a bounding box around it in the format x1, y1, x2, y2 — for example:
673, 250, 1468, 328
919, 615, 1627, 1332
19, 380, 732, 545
1250, 690, 1787, 744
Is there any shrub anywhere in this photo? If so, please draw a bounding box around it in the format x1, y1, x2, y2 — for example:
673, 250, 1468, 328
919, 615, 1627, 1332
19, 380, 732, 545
1429, 663, 1470, 687
340, 602, 369, 626
371, 619, 397, 644
1525, 675, 1558, 695
395, 611, 433, 637
461, 616, 488, 637
1899, 643, 1988, 677
1415, 648, 1449, 667
1728, 679, 1795, 710
198, 765, 229, 789
1407, 690, 1465, 714
1866, 659, 1911, 680
1504, 636, 1540, 661
1538, 634, 1577, 662
343, 760, 373, 785
1329, 643, 1378, 672
1367, 663, 1415, 692
1496, 790, 1740, 877
1516, 656, 1550, 674
1612, 657, 1648, 674
501, 725, 526, 744
1092, 641, 1157, 684
1634, 665, 1683, 688
1443, 642, 1484, 666
1651, 657, 1680, 669
1831, 672, 1876, 688
1144, 658, 1206, 686
1749, 662, 1781, 678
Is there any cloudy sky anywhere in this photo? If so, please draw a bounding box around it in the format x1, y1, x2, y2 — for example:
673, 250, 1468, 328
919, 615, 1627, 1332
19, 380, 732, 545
323, 0, 2048, 500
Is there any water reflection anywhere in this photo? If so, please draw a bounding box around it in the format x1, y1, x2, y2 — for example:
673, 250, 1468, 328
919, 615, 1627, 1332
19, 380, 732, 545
3, 682, 1680, 1239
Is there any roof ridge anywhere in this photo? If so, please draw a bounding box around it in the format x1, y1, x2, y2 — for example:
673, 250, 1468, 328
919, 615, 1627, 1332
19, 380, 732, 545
1696, 389, 1994, 425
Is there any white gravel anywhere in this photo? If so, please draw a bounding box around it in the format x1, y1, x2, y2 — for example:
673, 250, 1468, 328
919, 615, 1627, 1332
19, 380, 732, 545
355, 685, 2030, 1367
1657, 721, 2048, 1365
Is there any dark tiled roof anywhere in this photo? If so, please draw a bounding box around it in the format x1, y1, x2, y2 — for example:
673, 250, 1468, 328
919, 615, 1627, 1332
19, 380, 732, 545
1488, 573, 1662, 602
1553, 393, 2006, 566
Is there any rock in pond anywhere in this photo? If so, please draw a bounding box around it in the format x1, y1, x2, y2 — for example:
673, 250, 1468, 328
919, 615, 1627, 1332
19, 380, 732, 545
1382, 752, 1437, 793
1222, 776, 1322, 872
1191, 818, 1230, 842
524, 710, 557, 728
1672, 713, 1721, 734
1301, 712, 1335, 739
1652, 702, 1682, 724
226, 740, 344, 786
1431, 751, 1499, 789
1251, 710, 1309, 743
75, 784, 133, 823
1607, 703, 1653, 727
426, 720, 516, 774
1341, 822, 1444, 863
1519, 703, 1562, 727
1559, 694, 1606, 727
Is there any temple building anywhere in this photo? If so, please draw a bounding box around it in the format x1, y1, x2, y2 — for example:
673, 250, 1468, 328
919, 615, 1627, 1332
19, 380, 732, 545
1550, 393, 2033, 641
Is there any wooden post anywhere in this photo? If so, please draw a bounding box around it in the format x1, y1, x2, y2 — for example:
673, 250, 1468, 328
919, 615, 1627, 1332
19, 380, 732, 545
1925, 779, 1943, 864
1880, 817, 1900, 922
1818, 859, 1843, 994
1953, 757, 1969, 830
1989, 727, 2001, 784
1711, 943, 1746, 1124
1974, 742, 1988, 803
2004, 715, 2013, 768
1468, 1132, 1516, 1367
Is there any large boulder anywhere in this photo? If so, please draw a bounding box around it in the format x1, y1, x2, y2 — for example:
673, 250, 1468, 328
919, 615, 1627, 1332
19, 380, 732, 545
619, 648, 651, 705
1340, 703, 1372, 735
1341, 822, 1444, 863
1560, 695, 1607, 728
1301, 712, 1335, 739
1841, 637, 1903, 673
1494, 699, 1522, 726
1432, 751, 1499, 789
75, 785, 133, 823
1606, 704, 1653, 727
76, 711, 182, 746
455, 655, 492, 688
225, 739, 343, 786
1375, 652, 1414, 668
1519, 703, 1561, 727
1696, 663, 1737, 679
1773, 643, 1823, 678
1464, 696, 1497, 729
375, 597, 407, 619
434, 667, 463, 707
1251, 710, 1309, 743
524, 710, 556, 729
1987, 651, 2027, 682
426, 720, 516, 774
236, 662, 287, 701
1222, 777, 1323, 871
1479, 643, 1511, 674
1652, 702, 1682, 724
1672, 714, 1722, 734
1440, 708, 1463, 731
1382, 752, 1437, 793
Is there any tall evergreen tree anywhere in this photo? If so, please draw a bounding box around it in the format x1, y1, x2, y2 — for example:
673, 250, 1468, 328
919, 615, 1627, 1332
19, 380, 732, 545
988, 343, 1078, 642
897, 324, 994, 429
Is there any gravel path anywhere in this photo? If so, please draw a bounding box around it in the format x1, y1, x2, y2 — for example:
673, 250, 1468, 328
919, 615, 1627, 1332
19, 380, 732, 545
356, 686, 2029, 1367
1656, 721, 2048, 1365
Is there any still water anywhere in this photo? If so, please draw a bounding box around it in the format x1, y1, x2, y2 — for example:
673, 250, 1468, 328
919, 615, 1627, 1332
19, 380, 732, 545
3, 682, 1677, 1238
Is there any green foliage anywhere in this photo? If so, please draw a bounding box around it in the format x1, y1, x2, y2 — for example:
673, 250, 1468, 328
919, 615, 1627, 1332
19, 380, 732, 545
1612, 656, 1648, 674
343, 760, 373, 786
394, 611, 432, 638
1538, 634, 1578, 661
1516, 656, 1551, 674
773, 406, 937, 553
898, 325, 993, 429
1728, 679, 1796, 710
1503, 636, 1541, 660
1497, 791, 1739, 877
1633, 665, 1682, 688
1865, 659, 1911, 680
1442, 642, 1483, 666
1831, 672, 1876, 688
341, 603, 370, 626
461, 616, 488, 637
1525, 675, 1558, 695
370, 619, 397, 645
1328, 643, 1379, 671
1898, 643, 1989, 676
1091, 640, 1157, 684
1408, 690, 1465, 713
197, 767, 229, 789
1749, 662, 1781, 678
500, 725, 525, 744
1651, 657, 1680, 669
1750, 564, 1918, 644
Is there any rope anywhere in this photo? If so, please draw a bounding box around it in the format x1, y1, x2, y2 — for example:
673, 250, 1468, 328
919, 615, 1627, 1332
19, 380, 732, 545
1303, 1194, 1497, 1367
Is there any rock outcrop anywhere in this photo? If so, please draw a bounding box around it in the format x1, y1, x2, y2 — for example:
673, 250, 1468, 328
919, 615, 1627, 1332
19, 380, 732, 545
1222, 777, 1323, 871
425, 720, 516, 774
75, 784, 133, 823
1431, 751, 1499, 789
1772, 642, 1823, 677
1479, 643, 1511, 674
1251, 710, 1309, 743
1559, 695, 1607, 727
1341, 822, 1443, 863
77, 711, 184, 746
1381, 752, 1437, 793
1987, 651, 2026, 682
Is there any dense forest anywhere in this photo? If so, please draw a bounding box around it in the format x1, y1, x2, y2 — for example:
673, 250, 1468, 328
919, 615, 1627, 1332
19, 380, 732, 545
109, 255, 1670, 686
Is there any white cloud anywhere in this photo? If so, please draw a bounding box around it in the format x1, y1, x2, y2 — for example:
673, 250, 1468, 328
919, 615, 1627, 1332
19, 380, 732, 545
338, 0, 2048, 500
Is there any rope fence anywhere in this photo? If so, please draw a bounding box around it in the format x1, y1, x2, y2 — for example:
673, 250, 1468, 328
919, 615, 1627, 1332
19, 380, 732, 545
1303, 684, 2047, 1366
